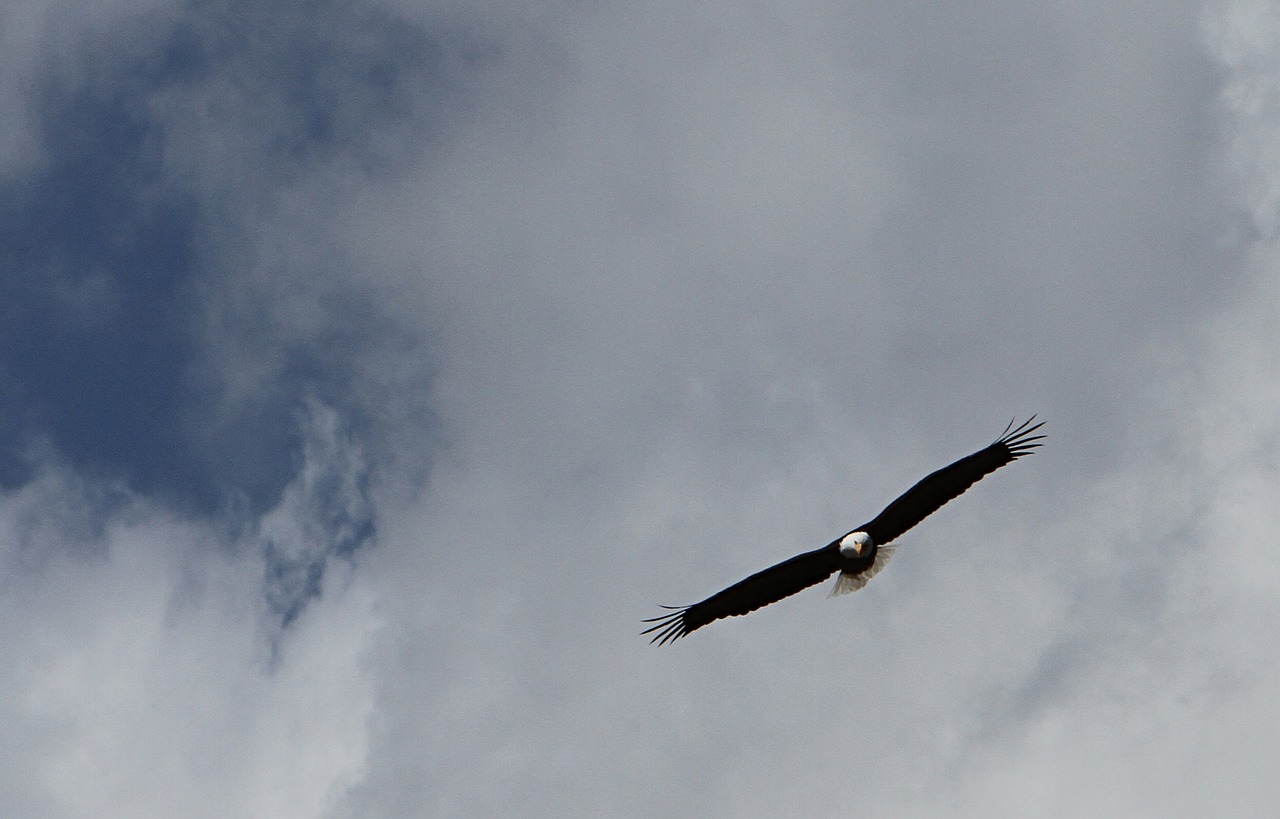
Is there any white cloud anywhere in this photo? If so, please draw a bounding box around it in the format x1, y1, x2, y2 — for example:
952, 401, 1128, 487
334, 1, 1276, 815
0, 465, 380, 819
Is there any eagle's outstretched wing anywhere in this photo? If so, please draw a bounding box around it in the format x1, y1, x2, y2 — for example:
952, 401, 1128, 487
859, 416, 1044, 547
642, 546, 839, 645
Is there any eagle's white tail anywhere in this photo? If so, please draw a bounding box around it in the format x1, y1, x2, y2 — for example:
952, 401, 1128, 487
829, 544, 896, 597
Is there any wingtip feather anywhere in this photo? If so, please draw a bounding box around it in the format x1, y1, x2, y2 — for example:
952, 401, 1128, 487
998, 416, 1046, 458
642, 607, 690, 645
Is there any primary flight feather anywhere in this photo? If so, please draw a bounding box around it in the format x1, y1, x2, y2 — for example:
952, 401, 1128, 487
643, 417, 1044, 644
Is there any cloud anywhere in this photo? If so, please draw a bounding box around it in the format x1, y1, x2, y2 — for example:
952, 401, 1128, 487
260, 400, 374, 629
1, 0, 459, 514
1, 0, 1278, 816
0, 458, 382, 818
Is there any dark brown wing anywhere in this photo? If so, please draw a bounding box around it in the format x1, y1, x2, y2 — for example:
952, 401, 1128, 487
642, 546, 840, 645
860, 416, 1044, 546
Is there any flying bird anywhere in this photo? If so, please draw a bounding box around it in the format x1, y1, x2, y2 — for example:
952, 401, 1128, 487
643, 417, 1045, 644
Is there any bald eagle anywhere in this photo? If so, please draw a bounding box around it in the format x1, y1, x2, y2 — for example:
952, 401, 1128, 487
643, 417, 1044, 644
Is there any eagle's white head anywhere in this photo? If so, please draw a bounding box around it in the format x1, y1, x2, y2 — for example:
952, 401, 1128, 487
838, 531, 873, 557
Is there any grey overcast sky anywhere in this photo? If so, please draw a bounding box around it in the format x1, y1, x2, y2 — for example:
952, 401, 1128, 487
1, 0, 1277, 816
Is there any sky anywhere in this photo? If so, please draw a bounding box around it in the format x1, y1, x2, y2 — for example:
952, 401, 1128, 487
0, 0, 1277, 816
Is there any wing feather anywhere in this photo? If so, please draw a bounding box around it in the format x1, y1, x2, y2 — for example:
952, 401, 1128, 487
860, 416, 1044, 546
642, 546, 840, 645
